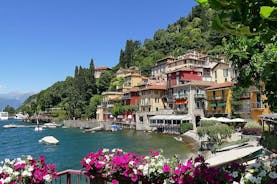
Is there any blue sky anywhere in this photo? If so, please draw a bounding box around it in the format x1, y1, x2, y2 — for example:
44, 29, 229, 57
0, 0, 197, 94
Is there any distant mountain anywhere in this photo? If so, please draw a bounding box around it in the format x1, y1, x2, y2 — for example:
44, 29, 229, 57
0, 92, 34, 110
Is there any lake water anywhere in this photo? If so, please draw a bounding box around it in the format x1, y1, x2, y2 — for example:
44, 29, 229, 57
0, 119, 197, 171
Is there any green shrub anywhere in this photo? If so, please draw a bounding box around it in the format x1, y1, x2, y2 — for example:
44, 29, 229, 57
180, 123, 193, 134
244, 121, 262, 128
199, 120, 217, 127
242, 121, 262, 135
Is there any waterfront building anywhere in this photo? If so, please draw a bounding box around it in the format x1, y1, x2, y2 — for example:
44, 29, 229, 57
96, 91, 123, 121
135, 84, 169, 130
94, 66, 111, 79
151, 56, 175, 80
116, 69, 147, 93
205, 82, 234, 117
205, 82, 270, 121
211, 62, 233, 83
115, 68, 139, 78
235, 85, 270, 121
122, 87, 140, 123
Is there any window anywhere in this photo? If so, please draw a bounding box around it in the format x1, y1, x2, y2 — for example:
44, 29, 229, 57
155, 98, 159, 103
156, 107, 159, 111
214, 71, 217, 79
223, 69, 228, 77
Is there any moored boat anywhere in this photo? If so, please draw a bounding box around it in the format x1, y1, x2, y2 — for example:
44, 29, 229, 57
0, 111, 9, 120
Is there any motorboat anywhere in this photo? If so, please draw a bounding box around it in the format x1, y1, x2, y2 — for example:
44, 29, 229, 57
3, 124, 27, 128
174, 136, 183, 142
111, 125, 121, 132
39, 136, 59, 144
0, 111, 8, 120
14, 112, 29, 120
42, 122, 60, 128
34, 119, 43, 131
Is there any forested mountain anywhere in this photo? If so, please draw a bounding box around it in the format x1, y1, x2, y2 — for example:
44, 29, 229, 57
114, 6, 228, 76
18, 5, 229, 119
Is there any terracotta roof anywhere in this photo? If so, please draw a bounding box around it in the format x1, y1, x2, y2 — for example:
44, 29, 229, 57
184, 80, 216, 87
140, 84, 167, 91
206, 82, 235, 90
126, 87, 139, 93
95, 66, 110, 70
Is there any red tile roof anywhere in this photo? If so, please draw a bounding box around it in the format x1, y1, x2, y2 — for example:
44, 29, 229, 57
206, 82, 235, 90
140, 84, 167, 91
95, 66, 110, 70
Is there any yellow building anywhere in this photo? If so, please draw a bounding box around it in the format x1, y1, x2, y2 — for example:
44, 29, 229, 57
211, 63, 233, 83
206, 82, 270, 121
122, 73, 145, 92
206, 82, 234, 117
96, 91, 123, 121
139, 84, 167, 112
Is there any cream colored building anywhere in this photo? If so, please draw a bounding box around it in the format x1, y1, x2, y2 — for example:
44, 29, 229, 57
211, 63, 233, 83
96, 91, 123, 121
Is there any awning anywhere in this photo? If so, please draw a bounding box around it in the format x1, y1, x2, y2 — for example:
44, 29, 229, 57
210, 103, 217, 107
149, 115, 192, 121
218, 102, 226, 107
174, 99, 188, 105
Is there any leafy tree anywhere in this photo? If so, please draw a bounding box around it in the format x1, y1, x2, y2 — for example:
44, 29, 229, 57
97, 70, 114, 94
231, 86, 247, 117
85, 95, 103, 119
109, 77, 124, 91
3, 105, 15, 116
197, 120, 232, 144
196, 0, 277, 111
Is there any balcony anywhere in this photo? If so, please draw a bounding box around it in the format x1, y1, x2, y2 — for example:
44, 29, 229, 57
251, 102, 264, 109
173, 93, 188, 100
194, 93, 205, 99
174, 108, 188, 115
122, 94, 131, 99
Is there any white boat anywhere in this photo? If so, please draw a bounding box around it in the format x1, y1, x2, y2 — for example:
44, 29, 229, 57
34, 119, 43, 131
111, 125, 121, 132
14, 112, 29, 120
42, 122, 59, 128
0, 111, 9, 120
39, 136, 59, 144
3, 124, 27, 128
174, 136, 183, 142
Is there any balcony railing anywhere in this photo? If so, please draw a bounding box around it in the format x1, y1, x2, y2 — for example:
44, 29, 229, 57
122, 94, 131, 99
173, 93, 188, 99
194, 93, 205, 98
53, 169, 89, 184
251, 102, 264, 109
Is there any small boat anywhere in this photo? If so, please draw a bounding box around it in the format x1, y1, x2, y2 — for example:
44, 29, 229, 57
39, 136, 59, 144
34, 119, 43, 131
42, 122, 60, 128
111, 125, 121, 132
174, 137, 183, 142
3, 124, 27, 128
0, 111, 8, 120
14, 112, 29, 120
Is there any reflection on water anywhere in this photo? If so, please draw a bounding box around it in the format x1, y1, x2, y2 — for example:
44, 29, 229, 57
0, 120, 198, 171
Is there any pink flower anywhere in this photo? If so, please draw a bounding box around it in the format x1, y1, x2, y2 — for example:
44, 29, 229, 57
131, 175, 138, 182
112, 179, 119, 184
163, 165, 171, 173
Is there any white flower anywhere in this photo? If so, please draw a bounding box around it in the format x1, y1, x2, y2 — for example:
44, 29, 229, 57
133, 169, 137, 175
271, 159, 277, 167
232, 171, 238, 178
22, 170, 32, 177
85, 158, 91, 164
43, 174, 52, 182
102, 148, 109, 153
27, 165, 34, 172
138, 164, 144, 170
258, 170, 266, 177
269, 171, 277, 179
26, 155, 33, 160
13, 171, 20, 176
129, 161, 134, 167
4, 176, 11, 183
194, 162, 201, 167
144, 156, 150, 160
3, 165, 13, 174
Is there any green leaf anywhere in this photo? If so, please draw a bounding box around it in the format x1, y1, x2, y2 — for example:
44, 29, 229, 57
196, 0, 208, 6
273, 0, 277, 4
260, 6, 277, 20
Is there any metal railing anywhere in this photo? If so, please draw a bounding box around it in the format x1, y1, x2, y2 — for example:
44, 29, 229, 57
53, 169, 90, 184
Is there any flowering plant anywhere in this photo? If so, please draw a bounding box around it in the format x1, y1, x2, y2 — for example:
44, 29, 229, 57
81, 148, 239, 184
241, 157, 277, 184
0, 155, 57, 184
